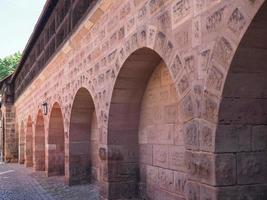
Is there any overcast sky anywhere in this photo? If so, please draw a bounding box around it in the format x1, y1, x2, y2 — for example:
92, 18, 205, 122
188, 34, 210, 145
0, 0, 46, 58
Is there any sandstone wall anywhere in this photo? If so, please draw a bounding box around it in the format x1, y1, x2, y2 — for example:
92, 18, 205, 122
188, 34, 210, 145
5, 0, 266, 199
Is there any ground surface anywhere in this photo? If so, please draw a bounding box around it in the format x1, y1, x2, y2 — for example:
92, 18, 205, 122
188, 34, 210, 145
0, 163, 99, 200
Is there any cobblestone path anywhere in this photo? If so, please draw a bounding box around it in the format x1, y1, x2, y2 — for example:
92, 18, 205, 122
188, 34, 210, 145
0, 163, 99, 200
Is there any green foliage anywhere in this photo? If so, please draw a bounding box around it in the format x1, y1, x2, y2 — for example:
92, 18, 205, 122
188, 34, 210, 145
0, 52, 22, 81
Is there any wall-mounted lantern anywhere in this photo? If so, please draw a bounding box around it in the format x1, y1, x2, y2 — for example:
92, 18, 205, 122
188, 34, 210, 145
42, 102, 48, 115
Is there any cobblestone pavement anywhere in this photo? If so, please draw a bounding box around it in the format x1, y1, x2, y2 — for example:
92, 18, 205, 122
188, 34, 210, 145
0, 163, 99, 200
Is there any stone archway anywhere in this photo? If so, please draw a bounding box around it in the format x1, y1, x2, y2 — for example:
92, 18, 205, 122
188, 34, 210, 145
47, 102, 65, 176
215, 1, 267, 198
34, 110, 45, 171
19, 121, 25, 164
68, 87, 98, 185
25, 116, 33, 167
107, 47, 185, 199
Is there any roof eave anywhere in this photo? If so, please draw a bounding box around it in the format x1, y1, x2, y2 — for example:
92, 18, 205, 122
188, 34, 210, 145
11, 0, 57, 82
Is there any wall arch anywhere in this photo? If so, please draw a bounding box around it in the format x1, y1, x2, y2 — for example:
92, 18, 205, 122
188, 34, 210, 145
15, 122, 19, 162
34, 110, 45, 171
47, 102, 65, 176
25, 116, 33, 167
19, 121, 25, 164
208, 1, 267, 198
67, 87, 98, 185
107, 47, 185, 199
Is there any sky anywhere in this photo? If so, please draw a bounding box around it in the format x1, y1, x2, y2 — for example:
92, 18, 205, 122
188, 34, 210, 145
0, 0, 46, 58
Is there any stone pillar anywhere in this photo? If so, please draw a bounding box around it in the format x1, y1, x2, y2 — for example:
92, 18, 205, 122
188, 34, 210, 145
2, 105, 17, 163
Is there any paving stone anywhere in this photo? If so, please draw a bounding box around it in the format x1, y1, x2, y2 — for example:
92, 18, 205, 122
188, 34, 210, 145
0, 163, 100, 200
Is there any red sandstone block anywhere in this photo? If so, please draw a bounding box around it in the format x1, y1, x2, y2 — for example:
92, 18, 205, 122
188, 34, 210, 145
252, 125, 267, 151
237, 152, 267, 185
153, 144, 169, 168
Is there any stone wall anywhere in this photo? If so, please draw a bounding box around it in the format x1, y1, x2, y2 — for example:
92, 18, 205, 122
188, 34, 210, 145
1, 0, 266, 199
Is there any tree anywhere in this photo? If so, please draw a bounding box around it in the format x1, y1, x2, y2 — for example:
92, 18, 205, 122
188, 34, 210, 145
0, 52, 22, 81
